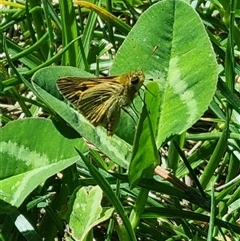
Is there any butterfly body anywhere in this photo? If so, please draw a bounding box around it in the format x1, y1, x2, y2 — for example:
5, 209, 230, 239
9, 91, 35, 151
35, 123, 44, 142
57, 70, 145, 135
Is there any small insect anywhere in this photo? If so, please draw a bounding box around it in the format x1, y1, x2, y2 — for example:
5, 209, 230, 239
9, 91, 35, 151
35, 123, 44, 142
57, 71, 145, 136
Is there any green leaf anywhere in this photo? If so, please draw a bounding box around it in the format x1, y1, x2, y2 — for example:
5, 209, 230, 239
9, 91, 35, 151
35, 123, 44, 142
111, 0, 218, 147
129, 86, 159, 187
70, 186, 113, 241
0, 118, 86, 207
74, 1, 131, 35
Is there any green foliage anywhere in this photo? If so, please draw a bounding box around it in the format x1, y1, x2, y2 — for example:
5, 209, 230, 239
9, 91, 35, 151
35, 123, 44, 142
0, 118, 86, 207
1, 0, 240, 240
69, 186, 114, 241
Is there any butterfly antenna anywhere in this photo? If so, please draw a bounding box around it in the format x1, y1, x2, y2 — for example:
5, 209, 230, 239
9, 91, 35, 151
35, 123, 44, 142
145, 45, 159, 63
137, 45, 159, 70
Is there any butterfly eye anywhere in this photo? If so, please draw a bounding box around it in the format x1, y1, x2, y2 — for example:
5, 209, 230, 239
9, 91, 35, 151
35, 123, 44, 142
131, 76, 140, 85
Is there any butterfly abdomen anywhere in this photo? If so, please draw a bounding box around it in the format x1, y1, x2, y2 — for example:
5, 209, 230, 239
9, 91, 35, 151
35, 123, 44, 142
107, 123, 114, 136
107, 112, 120, 136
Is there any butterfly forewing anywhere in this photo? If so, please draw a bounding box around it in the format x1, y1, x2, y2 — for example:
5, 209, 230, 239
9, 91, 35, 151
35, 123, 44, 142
57, 77, 84, 105
58, 78, 108, 103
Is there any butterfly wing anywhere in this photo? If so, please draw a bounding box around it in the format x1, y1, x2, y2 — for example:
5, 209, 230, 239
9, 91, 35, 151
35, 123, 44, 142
57, 77, 124, 135
78, 82, 122, 128
57, 77, 106, 106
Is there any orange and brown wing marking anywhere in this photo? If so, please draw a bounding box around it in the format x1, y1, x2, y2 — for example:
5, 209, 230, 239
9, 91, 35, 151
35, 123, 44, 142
57, 78, 82, 105
57, 77, 105, 105
78, 81, 123, 126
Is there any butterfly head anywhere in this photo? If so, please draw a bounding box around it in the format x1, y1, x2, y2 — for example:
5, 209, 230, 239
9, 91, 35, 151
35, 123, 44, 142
129, 70, 145, 91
